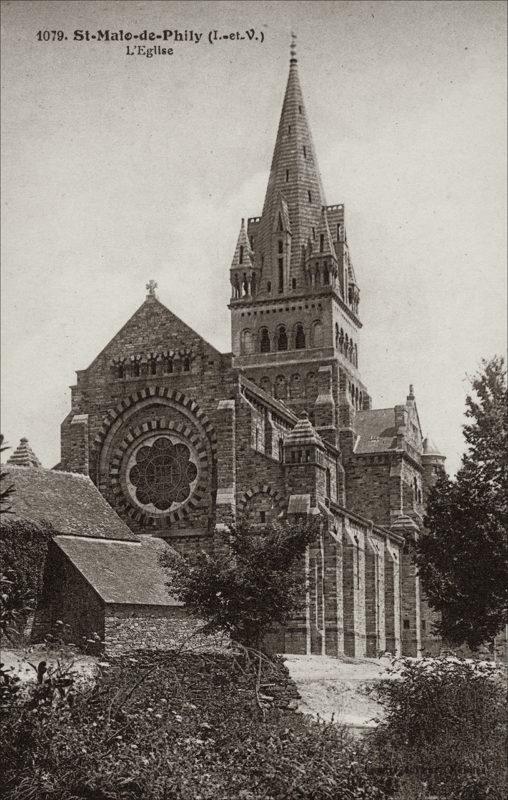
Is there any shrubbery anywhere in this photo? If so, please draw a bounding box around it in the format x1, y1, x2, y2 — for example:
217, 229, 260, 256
366, 656, 507, 799
1, 648, 506, 799
1, 647, 385, 800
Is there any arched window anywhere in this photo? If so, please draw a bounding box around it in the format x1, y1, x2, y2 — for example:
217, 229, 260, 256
278, 437, 284, 462
260, 328, 271, 353
323, 265, 330, 285
290, 373, 302, 399
241, 329, 254, 355
149, 359, 157, 376
239, 245, 244, 265
274, 375, 288, 400
295, 323, 306, 349
326, 468, 331, 498
277, 325, 288, 351
312, 320, 324, 348
117, 363, 125, 379
335, 323, 339, 348
165, 358, 173, 374
183, 357, 191, 372
339, 328, 344, 352
132, 361, 140, 377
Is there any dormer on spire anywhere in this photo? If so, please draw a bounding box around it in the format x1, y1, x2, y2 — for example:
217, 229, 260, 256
230, 218, 257, 300
304, 207, 339, 290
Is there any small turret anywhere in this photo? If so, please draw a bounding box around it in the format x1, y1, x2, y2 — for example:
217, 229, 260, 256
422, 435, 446, 493
230, 218, 257, 299
6, 437, 42, 468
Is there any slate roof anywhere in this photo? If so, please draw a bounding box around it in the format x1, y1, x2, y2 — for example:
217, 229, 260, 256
55, 535, 181, 606
354, 409, 397, 454
4, 466, 137, 542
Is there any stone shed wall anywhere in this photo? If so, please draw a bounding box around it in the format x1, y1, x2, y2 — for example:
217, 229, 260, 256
104, 605, 227, 656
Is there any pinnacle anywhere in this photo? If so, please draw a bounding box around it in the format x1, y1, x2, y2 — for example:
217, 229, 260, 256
6, 437, 42, 468
230, 218, 254, 271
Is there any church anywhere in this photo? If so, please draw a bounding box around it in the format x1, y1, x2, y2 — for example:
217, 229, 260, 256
20, 45, 447, 658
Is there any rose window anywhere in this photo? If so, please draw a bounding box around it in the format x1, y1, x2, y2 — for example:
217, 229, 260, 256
127, 436, 198, 511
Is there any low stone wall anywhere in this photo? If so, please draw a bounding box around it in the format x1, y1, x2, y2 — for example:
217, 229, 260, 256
104, 604, 227, 656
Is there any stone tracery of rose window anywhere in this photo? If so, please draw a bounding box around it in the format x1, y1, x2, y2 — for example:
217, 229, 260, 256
126, 436, 198, 512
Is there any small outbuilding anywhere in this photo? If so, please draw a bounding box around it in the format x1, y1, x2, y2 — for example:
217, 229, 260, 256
3, 444, 199, 655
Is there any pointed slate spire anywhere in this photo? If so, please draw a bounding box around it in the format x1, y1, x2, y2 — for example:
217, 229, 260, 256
256, 37, 326, 284
7, 437, 42, 468
230, 218, 253, 270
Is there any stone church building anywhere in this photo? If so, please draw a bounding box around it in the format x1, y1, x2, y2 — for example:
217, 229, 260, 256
50, 48, 447, 658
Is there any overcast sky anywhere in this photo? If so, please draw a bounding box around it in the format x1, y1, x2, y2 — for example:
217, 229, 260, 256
1, 0, 506, 476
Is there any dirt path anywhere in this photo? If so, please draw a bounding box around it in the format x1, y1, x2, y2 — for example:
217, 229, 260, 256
284, 654, 390, 729
2, 647, 99, 685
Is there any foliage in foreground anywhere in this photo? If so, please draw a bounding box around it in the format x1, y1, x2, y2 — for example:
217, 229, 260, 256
0, 519, 54, 643
1, 648, 384, 800
161, 518, 319, 650
366, 656, 507, 800
417, 356, 508, 649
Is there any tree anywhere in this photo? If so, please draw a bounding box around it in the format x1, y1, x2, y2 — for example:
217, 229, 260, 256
161, 517, 319, 651
416, 357, 508, 649
0, 436, 53, 641
0, 435, 15, 514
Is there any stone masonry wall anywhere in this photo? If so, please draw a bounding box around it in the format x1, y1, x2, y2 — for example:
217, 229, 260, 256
104, 605, 227, 657
31, 541, 104, 652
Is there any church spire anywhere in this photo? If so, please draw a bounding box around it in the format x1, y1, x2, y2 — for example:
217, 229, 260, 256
255, 37, 326, 293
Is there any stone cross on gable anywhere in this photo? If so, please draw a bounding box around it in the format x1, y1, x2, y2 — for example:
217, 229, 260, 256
146, 279, 158, 297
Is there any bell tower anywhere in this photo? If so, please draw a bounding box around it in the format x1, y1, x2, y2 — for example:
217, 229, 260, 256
229, 37, 370, 428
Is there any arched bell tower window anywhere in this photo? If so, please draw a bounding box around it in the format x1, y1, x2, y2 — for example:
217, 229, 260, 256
260, 327, 271, 353
295, 323, 306, 349
277, 325, 288, 351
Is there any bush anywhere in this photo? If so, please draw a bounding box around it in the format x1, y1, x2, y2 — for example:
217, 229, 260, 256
366, 656, 507, 799
1, 648, 386, 800
162, 518, 319, 651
